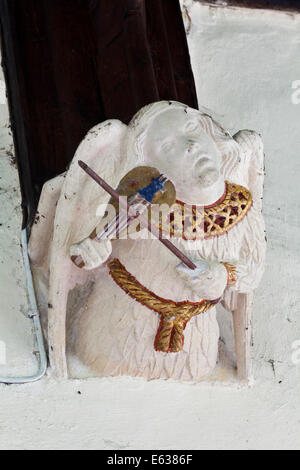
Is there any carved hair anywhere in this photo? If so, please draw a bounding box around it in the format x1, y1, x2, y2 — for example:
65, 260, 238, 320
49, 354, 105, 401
125, 100, 242, 181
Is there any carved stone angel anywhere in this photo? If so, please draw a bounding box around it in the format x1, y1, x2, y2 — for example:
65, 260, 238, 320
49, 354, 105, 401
29, 101, 266, 382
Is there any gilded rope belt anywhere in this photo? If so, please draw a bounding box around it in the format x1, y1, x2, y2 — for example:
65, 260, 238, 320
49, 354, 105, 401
108, 258, 221, 353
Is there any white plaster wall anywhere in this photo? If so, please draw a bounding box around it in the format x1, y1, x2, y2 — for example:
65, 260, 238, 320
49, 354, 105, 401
184, 1, 300, 383
0, 3, 300, 450
0, 61, 38, 379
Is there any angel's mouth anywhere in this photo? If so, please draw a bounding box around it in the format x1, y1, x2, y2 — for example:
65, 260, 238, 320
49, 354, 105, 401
196, 168, 219, 187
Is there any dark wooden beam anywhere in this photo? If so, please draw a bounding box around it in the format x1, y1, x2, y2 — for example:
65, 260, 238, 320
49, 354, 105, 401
88, 0, 160, 124
0, 0, 107, 224
0, 0, 35, 225
88, 0, 198, 123
0, 0, 198, 225
160, 0, 198, 108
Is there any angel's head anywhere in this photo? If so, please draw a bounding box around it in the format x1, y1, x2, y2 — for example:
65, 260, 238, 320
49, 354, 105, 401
127, 101, 237, 202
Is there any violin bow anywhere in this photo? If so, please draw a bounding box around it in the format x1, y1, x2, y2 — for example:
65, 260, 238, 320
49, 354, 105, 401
76, 160, 196, 271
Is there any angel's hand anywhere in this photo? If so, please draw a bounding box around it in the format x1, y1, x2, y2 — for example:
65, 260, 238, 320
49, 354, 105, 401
70, 238, 112, 270
176, 259, 228, 300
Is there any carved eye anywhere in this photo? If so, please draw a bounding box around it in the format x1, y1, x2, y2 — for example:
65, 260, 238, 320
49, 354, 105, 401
185, 121, 198, 133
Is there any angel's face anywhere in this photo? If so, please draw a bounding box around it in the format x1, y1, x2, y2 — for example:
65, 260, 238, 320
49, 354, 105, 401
142, 107, 222, 194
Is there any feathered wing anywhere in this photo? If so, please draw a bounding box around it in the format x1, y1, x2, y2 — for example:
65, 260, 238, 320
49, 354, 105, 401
29, 173, 66, 268
205, 113, 265, 202
47, 120, 137, 376
221, 129, 266, 313
233, 130, 266, 291
233, 130, 265, 210
55, 120, 134, 248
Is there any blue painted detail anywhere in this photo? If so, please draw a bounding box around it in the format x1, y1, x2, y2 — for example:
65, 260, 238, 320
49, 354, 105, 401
138, 175, 167, 203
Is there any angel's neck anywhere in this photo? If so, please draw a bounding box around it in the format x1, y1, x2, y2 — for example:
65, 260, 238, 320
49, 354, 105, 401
176, 177, 226, 206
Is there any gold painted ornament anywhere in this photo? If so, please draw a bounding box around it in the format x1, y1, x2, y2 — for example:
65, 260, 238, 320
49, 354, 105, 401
158, 181, 253, 240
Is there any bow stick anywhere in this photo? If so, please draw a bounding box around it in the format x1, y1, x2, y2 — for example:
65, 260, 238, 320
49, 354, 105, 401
76, 160, 197, 271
